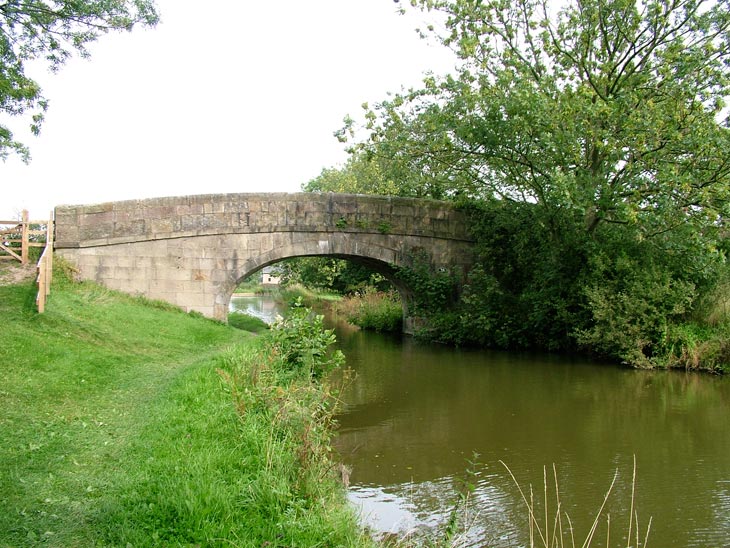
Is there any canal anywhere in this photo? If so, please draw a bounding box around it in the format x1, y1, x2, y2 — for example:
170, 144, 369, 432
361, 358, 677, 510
230, 295, 730, 547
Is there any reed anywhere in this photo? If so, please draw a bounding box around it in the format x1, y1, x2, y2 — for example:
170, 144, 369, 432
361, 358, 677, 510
501, 457, 651, 548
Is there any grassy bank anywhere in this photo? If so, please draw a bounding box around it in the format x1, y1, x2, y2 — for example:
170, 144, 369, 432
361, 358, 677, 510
278, 283, 342, 306
0, 266, 368, 547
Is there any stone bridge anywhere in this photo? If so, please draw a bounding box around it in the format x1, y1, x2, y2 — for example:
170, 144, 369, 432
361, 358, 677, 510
54, 193, 474, 332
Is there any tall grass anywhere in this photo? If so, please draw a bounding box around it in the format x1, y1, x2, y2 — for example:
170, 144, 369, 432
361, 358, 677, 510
335, 288, 403, 332
280, 282, 343, 305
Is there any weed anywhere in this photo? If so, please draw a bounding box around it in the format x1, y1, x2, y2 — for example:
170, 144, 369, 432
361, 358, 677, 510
378, 221, 392, 234
269, 298, 345, 380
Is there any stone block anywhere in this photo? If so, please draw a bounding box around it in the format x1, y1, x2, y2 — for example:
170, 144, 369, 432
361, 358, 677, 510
113, 210, 135, 222
134, 256, 153, 269
191, 304, 216, 318
83, 203, 114, 214
149, 218, 175, 234
113, 265, 141, 280
176, 291, 209, 308
432, 218, 450, 235
198, 258, 218, 271
84, 210, 115, 224
149, 279, 185, 294
79, 223, 113, 241
211, 269, 232, 282
161, 268, 191, 282
78, 254, 102, 268
114, 219, 146, 238
179, 215, 198, 232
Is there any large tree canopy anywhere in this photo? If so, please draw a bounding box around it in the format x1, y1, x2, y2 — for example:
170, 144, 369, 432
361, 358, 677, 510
323, 0, 730, 367
0, 0, 159, 161
343, 0, 730, 238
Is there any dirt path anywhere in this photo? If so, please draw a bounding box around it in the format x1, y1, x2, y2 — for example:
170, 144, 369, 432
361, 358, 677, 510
0, 263, 36, 286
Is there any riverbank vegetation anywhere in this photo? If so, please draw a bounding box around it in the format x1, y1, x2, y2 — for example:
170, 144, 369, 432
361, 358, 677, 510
335, 288, 403, 332
2, 264, 657, 546
273, 257, 405, 333
0, 266, 369, 547
227, 310, 270, 332
304, 0, 730, 372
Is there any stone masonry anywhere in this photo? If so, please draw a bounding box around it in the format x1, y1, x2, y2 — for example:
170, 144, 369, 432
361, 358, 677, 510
54, 193, 474, 331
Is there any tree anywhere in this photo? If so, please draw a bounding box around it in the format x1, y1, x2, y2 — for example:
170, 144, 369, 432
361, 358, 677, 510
0, 0, 159, 161
335, 0, 730, 366
279, 256, 391, 295
347, 0, 730, 239
303, 147, 454, 199
303, 152, 400, 196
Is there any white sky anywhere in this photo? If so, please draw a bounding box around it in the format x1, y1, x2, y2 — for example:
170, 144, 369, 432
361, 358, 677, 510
0, 0, 454, 220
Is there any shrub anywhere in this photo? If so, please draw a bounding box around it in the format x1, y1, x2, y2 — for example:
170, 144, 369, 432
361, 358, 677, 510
336, 288, 402, 332
576, 258, 696, 367
268, 298, 344, 380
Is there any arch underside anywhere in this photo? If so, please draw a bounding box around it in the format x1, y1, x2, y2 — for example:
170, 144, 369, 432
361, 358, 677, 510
227, 233, 418, 317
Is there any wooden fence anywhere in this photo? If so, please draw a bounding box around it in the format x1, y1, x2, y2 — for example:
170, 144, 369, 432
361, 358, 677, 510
36, 216, 54, 313
1, 210, 54, 312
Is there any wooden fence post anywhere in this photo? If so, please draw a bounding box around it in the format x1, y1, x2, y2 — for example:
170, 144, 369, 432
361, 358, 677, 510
21, 209, 29, 265
46, 212, 54, 294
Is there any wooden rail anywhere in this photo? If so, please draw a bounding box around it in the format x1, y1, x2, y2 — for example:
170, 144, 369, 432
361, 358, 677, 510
0, 210, 49, 264
36, 215, 54, 314
1, 210, 54, 312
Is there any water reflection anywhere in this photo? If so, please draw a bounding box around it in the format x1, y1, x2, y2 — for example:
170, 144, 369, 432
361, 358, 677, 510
231, 296, 730, 547
349, 475, 518, 546
229, 294, 282, 324
331, 317, 730, 548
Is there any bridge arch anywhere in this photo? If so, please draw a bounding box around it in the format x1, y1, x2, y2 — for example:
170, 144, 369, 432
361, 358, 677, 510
55, 193, 474, 332
227, 233, 418, 324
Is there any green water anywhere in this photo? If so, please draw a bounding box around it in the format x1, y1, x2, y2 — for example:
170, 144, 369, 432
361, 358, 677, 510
231, 296, 730, 547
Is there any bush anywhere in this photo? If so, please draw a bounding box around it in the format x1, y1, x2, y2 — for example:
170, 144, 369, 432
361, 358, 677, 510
419, 201, 589, 350
268, 298, 345, 380
337, 288, 402, 332
576, 258, 696, 367
414, 199, 729, 371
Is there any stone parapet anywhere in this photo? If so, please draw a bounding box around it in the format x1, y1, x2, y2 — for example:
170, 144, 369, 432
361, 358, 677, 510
54, 193, 473, 249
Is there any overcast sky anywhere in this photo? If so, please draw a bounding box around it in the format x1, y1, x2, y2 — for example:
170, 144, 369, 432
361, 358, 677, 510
1, 0, 454, 220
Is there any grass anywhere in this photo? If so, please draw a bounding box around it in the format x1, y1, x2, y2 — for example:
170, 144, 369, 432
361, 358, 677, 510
233, 278, 265, 294
0, 263, 369, 547
334, 289, 403, 333
228, 311, 270, 333
279, 283, 342, 305
661, 321, 730, 372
